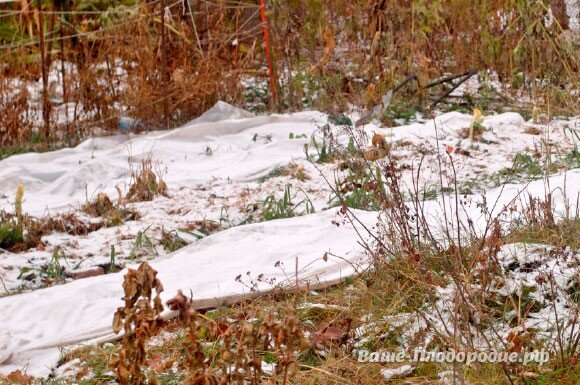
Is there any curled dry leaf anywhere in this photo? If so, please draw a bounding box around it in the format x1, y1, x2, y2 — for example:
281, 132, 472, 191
311, 322, 347, 349
6, 370, 32, 385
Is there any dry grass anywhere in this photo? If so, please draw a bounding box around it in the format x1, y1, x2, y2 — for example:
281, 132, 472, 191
0, 0, 578, 151
82, 192, 141, 227
126, 157, 168, 202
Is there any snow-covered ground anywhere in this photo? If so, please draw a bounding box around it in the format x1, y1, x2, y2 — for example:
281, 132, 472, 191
0, 102, 578, 376
354, 242, 579, 349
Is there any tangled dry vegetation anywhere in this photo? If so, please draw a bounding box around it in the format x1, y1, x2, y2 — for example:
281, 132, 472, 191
89, 262, 308, 385
126, 157, 169, 203
0, 185, 114, 253
0, 0, 578, 152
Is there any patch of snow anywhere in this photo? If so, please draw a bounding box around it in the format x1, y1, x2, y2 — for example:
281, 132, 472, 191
380, 364, 414, 380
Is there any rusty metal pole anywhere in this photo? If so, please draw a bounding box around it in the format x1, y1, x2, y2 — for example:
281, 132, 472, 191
259, 0, 278, 110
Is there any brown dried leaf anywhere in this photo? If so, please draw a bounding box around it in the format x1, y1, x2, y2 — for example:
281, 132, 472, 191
6, 370, 32, 385
112, 310, 123, 334
321, 325, 346, 341
74, 367, 89, 380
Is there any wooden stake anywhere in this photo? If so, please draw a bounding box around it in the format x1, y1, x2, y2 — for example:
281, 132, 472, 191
37, 0, 50, 138
161, 4, 170, 128
59, 7, 67, 105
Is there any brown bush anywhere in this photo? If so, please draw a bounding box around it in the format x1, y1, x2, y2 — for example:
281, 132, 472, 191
0, 0, 577, 148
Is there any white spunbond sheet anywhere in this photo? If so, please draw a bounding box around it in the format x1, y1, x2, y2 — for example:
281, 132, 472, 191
1, 102, 579, 377
0, 101, 326, 216
2, 169, 578, 377
0, 208, 373, 376
419, 169, 580, 238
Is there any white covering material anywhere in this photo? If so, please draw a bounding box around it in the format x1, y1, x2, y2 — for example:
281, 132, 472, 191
0, 102, 324, 215
0, 102, 579, 376
0, 103, 370, 376
0, 209, 371, 376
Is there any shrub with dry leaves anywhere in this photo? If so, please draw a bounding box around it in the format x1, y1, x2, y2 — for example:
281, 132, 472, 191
111, 262, 164, 385
126, 157, 168, 202
166, 290, 310, 385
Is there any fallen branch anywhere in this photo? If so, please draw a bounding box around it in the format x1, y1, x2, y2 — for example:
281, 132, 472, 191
429, 69, 478, 107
